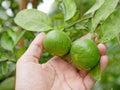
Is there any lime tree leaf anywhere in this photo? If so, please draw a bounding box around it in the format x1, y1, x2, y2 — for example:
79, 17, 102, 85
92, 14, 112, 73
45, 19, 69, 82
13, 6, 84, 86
92, 0, 119, 30
24, 31, 35, 39
0, 32, 14, 51
14, 9, 53, 32
67, 10, 80, 23
7, 62, 16, 76
0, 77, 15, 90
84, 0, 105, 16
7, 29, 17, 42
60, 0, 77, 21
99, 8, 120, 43
14, 30, 26, 46
7, 29, 25, 44
0, 53, 8, 62
0, 61, 9, 80
90, 63, 101, 81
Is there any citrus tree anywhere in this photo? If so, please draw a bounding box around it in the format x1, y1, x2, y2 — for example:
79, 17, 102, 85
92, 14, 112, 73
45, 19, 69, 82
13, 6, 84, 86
0, 0, 120, 90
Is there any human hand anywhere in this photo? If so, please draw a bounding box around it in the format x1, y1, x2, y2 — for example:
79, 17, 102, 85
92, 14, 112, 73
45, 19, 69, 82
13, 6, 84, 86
15, 32, 108, 90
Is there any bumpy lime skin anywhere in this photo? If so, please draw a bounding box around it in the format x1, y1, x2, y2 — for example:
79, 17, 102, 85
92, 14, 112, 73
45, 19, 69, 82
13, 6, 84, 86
70, 39, 100, 70
43, 30, 71, 56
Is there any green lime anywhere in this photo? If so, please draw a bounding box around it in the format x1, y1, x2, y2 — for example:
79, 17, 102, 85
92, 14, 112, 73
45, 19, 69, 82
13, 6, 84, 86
43, 30, 71, 56
70, 39, 100, 70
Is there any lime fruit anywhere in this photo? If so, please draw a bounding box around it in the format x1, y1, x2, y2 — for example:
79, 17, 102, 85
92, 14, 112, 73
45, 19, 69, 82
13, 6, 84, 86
43, 30, 71, 56
70, 39, 100, 70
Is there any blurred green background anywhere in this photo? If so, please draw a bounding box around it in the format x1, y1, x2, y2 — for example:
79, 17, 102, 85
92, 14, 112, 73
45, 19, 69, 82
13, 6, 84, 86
0, 0, 120, 90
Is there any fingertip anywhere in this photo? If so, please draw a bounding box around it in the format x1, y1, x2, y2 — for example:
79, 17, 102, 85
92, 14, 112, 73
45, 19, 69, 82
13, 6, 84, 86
100, 55, 108, 72
32, 32, 46, 47
97, 43, 107, 55
40, 32, 46, 36
37, 32, 46, 39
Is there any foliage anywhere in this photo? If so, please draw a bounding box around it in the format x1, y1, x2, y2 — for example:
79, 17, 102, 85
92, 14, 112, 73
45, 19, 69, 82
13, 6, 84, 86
0, 0, 120, 90
14, 9, 53, 32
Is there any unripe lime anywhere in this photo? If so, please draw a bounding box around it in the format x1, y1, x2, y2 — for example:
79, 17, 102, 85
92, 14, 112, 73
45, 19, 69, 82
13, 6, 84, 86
43, 30, 71, 56
70, 39, 100, 70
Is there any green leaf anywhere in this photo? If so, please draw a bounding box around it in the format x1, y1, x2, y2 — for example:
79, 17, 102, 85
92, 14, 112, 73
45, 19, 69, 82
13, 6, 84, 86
24, 31, 35, 39
0, 77, 15, 90
7, 29, 17, 42
4, 29, 26, 47
92, 0, 119, 30
14, 9, 53, 32
84, 0, 105, 16
67, 10, 80, 23
60, 0, 77, 21
0, 32, 14, 51
99, 8, 120, 43
0, 53, 8, 62
14, 30, 26, 46
90, 63, 101, 81
7, 62, 16, 76
0, 61, 8, 80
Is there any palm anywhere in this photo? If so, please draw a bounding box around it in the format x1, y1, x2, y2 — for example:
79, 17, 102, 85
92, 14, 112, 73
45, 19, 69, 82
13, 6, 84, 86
16, 56, 94, 90
43, 57, 95, 90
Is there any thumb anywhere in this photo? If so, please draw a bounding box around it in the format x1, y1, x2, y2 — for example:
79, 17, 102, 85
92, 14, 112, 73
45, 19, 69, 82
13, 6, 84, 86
18, 32, 46, 63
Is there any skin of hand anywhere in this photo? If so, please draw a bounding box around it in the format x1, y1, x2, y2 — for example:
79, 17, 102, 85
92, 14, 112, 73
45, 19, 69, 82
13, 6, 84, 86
15, 32, 108, 90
